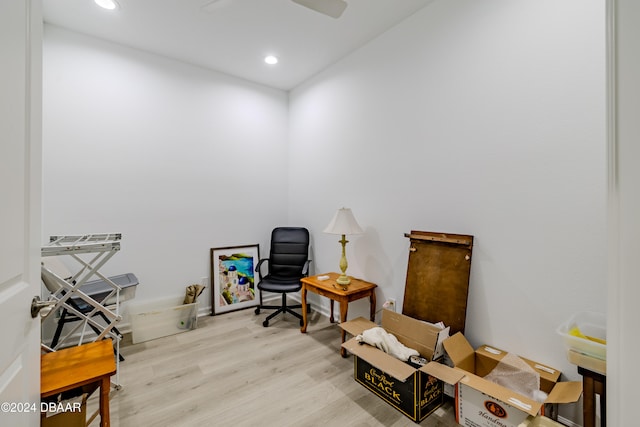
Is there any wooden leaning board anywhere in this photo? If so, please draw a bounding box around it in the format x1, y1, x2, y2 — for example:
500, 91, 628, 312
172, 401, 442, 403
402, 230, 473, 335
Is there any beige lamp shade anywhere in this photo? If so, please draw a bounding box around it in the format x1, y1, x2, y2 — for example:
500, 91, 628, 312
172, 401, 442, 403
323, 208, 363, 235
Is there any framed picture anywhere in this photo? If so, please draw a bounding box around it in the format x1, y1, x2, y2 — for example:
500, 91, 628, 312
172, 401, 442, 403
210, 244, 260, 315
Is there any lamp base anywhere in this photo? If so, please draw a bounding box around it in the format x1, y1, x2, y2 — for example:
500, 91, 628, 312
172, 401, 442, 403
336, 274, 351, 286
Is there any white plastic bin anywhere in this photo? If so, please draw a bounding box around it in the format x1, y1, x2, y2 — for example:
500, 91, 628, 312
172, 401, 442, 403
557, 311, 606, 360
129, 296, 198, 344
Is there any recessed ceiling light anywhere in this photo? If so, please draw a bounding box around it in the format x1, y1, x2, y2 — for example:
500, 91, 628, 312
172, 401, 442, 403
264, 55, 279, 65
95, 0, 119, 10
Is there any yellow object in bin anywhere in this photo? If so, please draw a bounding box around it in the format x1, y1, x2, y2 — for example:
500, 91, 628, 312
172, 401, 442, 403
568, 326, 607, 345
557, 312, 606, 360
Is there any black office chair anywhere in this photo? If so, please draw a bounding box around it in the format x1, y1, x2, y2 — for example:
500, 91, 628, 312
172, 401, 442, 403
254, 227, 311, 327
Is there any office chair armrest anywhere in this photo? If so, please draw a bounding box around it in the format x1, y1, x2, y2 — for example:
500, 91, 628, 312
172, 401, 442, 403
255, 258, 269, 280
302, 259, 312, 276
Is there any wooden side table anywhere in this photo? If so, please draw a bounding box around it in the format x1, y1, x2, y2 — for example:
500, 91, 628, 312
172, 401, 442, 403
300, 272, 377, 356
41, 340, 116, 427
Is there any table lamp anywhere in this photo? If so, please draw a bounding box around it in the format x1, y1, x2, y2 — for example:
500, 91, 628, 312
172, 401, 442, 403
323, 208, 363, 286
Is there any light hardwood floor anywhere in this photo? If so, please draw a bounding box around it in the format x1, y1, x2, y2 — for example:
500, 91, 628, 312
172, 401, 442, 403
95, 309, 460, 427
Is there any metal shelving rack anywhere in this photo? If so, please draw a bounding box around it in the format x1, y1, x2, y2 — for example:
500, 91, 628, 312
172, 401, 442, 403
40, 233, 124, 387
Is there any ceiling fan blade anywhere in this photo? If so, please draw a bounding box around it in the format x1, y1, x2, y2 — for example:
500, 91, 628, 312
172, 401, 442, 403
291, 0, 348, 19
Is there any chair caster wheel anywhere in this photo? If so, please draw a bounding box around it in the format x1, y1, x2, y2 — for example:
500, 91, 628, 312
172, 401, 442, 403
263, 320, 269, 327
255, 307, 260, 315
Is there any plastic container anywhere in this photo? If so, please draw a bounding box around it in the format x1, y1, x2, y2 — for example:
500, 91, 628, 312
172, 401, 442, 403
129, 296, 198, 344
557, 312, 606, 360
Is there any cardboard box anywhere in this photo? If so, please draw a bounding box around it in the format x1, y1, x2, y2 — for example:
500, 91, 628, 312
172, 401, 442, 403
41, 393, 86, 427
424, 333, 582, 427
340, 310, 450, 422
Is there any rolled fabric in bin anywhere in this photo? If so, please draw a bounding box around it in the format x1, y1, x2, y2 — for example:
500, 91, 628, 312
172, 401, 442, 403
184, 284, 205, 304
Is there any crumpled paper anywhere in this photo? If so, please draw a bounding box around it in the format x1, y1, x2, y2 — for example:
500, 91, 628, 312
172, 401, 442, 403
484, 352, 548, 402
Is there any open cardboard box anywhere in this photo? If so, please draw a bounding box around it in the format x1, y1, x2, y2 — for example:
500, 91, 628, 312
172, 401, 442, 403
424, 332, 583, 427
41, 393, 87, 427
340, 309, 450, 422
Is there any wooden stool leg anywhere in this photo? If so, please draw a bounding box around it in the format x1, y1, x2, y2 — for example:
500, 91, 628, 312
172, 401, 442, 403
583, 375, 595, 427
601, 380, 606, 427
99, 376, 110, 427
595, 377, 606, 427
579, 366, 606, 427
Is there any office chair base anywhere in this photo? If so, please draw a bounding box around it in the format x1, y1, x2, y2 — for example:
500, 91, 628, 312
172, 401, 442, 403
256, 293, 307, 327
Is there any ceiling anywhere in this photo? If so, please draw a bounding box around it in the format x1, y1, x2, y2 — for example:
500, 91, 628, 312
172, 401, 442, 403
42, 0, 435, 91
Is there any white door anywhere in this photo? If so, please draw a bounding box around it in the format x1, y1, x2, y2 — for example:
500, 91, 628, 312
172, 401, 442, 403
0, 1, 42, 426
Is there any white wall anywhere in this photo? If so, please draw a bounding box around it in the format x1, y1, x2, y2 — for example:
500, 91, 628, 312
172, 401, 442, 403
42, 25, 290, 309
289, 0, 605, 422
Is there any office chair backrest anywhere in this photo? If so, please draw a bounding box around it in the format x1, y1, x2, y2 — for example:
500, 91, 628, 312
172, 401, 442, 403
268, 227, 309, 280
